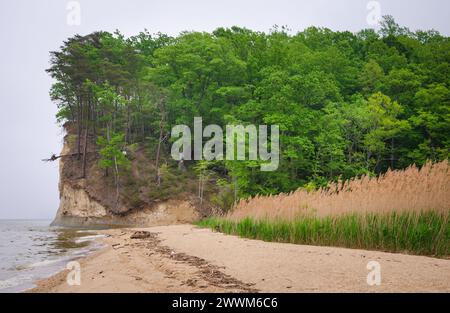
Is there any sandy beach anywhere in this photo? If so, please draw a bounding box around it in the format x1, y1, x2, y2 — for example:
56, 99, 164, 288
30, 224, 450, 293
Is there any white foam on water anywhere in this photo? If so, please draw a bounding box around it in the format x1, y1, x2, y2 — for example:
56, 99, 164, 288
27, 258, 63, 268
0, 220, 106, 293
75, 234, 107, 244
0, 273, 34, 290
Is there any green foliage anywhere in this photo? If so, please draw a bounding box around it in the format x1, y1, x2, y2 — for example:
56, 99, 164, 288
197, 211, 450, 257
97, 132, 129, 171
210, 178, 235, 212
363, 92, 411, 160
147, 165, 188, 201
48, 16, 450, 203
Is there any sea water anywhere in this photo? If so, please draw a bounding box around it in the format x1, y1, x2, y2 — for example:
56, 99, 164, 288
0, 219, 105, 292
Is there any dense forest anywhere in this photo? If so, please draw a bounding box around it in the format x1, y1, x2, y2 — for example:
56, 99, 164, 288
48, 16, 449, 210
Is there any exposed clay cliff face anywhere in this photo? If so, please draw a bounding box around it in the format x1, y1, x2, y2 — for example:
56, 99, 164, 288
51, 125, 203, 228
52, 184, 109, 227
51, 183, 200, 227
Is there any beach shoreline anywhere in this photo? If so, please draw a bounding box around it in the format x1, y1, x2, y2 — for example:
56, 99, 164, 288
29, 224, 450, 293
0, 220, 111, 293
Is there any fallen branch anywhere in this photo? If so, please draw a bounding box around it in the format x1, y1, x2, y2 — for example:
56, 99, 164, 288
42, 151, 98, 162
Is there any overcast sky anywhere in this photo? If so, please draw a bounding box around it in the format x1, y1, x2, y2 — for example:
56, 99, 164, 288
0, 0, 449, 219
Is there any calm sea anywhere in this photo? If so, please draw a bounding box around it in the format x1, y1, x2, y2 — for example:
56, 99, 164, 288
0, 220, 105, 293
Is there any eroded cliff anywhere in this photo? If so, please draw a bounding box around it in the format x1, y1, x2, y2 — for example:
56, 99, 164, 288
51, 125, 208, 228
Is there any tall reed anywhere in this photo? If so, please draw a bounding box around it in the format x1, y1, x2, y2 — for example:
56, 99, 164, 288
229, 161, 450, 220
198, 161, 450, 256
198, 211, 450, 256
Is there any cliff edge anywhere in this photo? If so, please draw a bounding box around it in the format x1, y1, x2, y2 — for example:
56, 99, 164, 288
51, 124, 213, 228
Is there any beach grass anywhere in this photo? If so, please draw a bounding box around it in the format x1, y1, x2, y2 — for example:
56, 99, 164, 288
197, 211, 450, 257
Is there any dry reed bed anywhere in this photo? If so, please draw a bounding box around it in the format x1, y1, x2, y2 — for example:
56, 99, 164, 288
229, 161, 450, 221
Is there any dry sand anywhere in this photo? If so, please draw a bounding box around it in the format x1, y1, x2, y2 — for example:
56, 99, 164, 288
30, 225, 450, 293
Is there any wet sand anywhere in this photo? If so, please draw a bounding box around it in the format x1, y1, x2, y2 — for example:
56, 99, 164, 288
30, 224, 450, 293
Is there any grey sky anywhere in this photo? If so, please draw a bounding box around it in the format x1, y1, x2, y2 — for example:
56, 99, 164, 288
0, 0, 449, 219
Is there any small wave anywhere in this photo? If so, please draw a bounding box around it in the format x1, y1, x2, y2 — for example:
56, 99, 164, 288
27, 259, 63, 268
0, 221, 107, 293
0, 273, 34, 290
75, 234, 107, 244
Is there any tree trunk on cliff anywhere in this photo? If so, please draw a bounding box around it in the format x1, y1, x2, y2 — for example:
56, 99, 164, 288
92, 98, 97, 137
155, 97, 166, 185
155, 120, 164, 186
114, 155, 120, 209
77, 95, 82, 160
81, 96, 94, 178
125, 96, 131, 144
81, 125, 89, 178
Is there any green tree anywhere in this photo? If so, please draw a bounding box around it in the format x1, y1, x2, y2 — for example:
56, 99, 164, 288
364, 92, 411, 170
97, 132, 130, 206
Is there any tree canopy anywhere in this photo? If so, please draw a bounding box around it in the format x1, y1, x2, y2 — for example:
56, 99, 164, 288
48, 16, 450, 202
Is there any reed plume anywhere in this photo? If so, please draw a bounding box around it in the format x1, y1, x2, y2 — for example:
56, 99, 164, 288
228, 161, 450, 221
